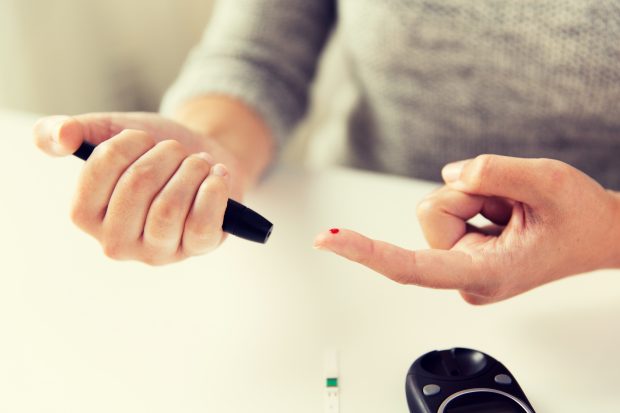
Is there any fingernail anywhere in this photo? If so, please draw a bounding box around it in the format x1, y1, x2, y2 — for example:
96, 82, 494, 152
442, 160, 469, 182
195, 152, 215, 164
211, 163, 228, 177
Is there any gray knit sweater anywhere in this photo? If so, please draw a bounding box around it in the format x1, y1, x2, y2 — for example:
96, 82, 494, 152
162, 0, 620, 189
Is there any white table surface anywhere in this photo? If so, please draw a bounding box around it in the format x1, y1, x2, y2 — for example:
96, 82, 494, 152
1, 110, 619, 413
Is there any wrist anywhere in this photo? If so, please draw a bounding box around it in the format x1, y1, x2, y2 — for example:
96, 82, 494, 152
172, 95, 275, 192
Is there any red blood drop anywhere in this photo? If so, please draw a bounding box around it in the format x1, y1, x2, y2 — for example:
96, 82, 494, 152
329, 228, 340, 234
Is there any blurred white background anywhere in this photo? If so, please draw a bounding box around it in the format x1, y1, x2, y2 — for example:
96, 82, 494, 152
0, 0, 351, 163
0, 0, 215, 113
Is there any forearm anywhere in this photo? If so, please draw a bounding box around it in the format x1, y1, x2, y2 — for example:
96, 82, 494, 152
161, 0, 336, 191
172, 95, 275, 192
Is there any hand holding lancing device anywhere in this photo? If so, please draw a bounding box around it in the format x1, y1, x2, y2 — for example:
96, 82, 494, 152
34, 112, 244, 265
314, 155, 620, 304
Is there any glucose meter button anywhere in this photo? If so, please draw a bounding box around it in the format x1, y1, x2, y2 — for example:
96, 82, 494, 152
494, 374, 512, 385
422, 384, 441, 396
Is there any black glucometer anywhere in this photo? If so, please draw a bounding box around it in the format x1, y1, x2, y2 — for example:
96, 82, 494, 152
406, 348, 535, 413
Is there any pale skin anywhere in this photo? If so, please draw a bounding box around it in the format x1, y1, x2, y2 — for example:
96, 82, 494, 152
34, 96, 274, 265
315, 155, 620, 304
34, 98, 620, 302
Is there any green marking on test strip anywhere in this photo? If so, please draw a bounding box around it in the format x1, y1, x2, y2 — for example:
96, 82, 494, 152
326, 377, 338, 387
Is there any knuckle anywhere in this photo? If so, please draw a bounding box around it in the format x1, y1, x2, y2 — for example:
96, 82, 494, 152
465, 154, 495, 192
95, 139, 127, 163
391, 271, 413, 285
203, 177, 228, 199
183, 154, 211, 173
141, 255, 158, 266
157, 139, 187, 157
101, 240, 124, 260
146, 230, 174, 246
462, 259, 502, 298
184, 235, 221, 256
538, 158, 572, 192
141, 253, 170, 267
389, 255, 419, 286
391, 264, 422, 286
145, 213, 181, 246
69, 201, 89, 227
146, 225, 172, 244
151, 198, 181, 228
185, 223, 221, 244
416, 197, 437, 219
120, 129, 154, 145
538, 157, 567, 174
122, 162, 157, 190
353, 238, 375, 266
465, 279, 502, 303
476, 283, 501, 300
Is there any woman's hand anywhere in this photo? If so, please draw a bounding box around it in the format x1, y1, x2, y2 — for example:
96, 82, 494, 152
314, 155, 620, 304
33, 106, 270, 265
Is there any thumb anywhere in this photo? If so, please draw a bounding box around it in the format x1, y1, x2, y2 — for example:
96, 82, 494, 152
441, 155, 552, 206
33, 112, 163, 157
33, 115, 85, 157
313, 228, 475, 289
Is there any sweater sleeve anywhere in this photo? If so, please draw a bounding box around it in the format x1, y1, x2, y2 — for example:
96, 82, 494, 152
160, 0, 336, 147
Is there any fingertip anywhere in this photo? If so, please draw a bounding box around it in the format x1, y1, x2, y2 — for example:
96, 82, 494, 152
210, 163, 229, 180
181, 168, 230, 255
56, 117, 83, 153
441, 159, 469, 183
201, 164, 230, 206
194, 151, 215, 165
204, 164, 232, 202
313, 228, 359, 253
33, 115, 82, 156
312, 231, 331, 250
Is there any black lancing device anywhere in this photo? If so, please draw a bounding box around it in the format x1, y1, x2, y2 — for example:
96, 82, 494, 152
406, 347, 535, 413
73, 141, 273, 244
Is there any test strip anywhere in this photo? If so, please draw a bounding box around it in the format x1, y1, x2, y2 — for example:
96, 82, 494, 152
324, 350, 339, 413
